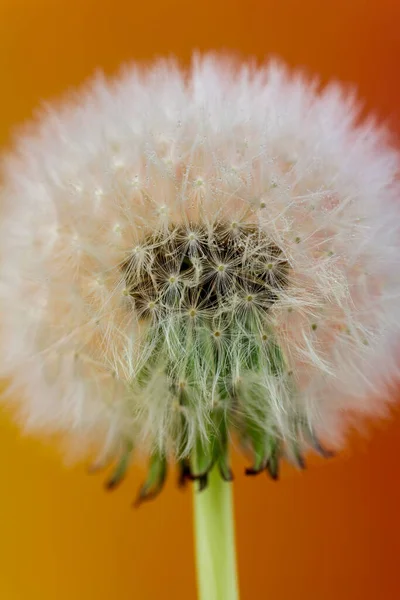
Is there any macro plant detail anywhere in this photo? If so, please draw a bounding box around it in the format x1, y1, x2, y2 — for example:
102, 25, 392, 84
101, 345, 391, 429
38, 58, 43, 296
1, 54, 400, 600
120, 221, 294, 497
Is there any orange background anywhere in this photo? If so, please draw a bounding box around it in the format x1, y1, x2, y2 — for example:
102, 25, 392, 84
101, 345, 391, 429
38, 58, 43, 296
1, 1, 400, 598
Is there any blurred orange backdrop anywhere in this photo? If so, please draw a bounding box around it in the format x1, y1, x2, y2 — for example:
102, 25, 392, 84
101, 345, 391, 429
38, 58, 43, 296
1, 1, 400, 598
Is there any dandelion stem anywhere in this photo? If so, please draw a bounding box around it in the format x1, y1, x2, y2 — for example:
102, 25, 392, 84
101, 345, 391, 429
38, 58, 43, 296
192, 465, 239, 600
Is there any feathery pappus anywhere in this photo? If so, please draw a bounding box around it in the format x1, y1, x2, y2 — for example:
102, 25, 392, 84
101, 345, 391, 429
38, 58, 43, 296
1, 54, 400, 503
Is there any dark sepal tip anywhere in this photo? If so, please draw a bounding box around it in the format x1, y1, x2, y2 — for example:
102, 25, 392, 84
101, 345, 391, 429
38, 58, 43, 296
133, 485, 163, 508
189, 457, 215, 486
219, 465, 234, 482
313, 442, 335, 459
266, 461, 279, 481
306, 429, 336, 459
197, 474, 209, 492
104, 476, 125, 491
295, 455, 307, 470
178, 462, 192, 488
245, 465, 265, 476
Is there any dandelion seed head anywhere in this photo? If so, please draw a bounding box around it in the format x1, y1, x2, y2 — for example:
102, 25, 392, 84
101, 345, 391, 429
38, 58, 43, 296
1, 54, 400, 496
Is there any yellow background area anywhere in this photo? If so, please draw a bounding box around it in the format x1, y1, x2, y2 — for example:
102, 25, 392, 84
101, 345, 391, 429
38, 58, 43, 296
1, 1, 400, 598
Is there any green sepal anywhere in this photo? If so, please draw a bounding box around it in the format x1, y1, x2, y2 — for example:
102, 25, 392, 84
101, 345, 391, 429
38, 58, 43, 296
244, 413, 283, 479
185, 390, 215, 482
302, 423, 335, 458
243, 404, 269, 475
289, 442, 306, 470
310, 438, 335, 459
191, 434, 215, 480
196, 473, 210, 492
217, 452, 233, 482
237, 329, 286, 477
190, 425, 216, 489
215, 411, 233, 482
134, 451, 167, 507
233, 339, 268, 475
191, 407, 232, 490
244, 433, 266, 474
265, 438, 281, 480
104, 442, 134, 490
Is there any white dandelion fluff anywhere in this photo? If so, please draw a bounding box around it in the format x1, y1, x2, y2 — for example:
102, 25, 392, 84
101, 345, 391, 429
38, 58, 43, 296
1, 54, 400, 498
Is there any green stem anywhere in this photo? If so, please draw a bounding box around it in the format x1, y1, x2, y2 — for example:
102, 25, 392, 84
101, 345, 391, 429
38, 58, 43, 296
192, 466, 240, 600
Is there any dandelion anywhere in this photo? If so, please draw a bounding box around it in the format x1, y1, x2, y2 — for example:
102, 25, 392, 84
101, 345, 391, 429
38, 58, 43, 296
1, 54, 400, 600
